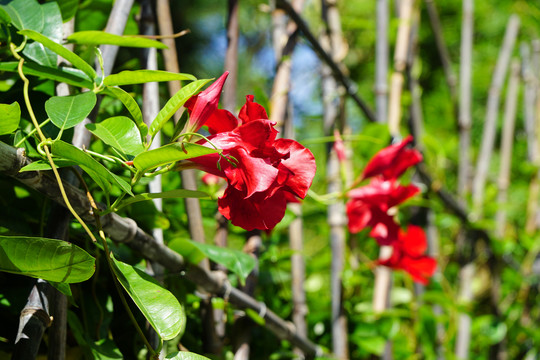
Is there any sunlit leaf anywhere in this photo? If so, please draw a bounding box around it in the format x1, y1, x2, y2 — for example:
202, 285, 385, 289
133, 142, 219, 173
0, 102, 21, 135
165, 351, 211, 360
149, 79, 210, 137
22, 2, 62, 67
102, 87, 147, 136
46, 91, 97, 131
1, 0, 43, 31
67, 31, 167, 49
103, 70, 196, 86
51, 140, 133, 196
19, 159, 78, 172
115, 189, 210, 211
56, 0, 79, 21
19, 29, 96, 80
86, 116, 144, 156
0, 235, 95, 283
111, 256, 185, 341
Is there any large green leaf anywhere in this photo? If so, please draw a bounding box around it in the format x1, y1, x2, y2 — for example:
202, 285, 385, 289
0, 61, 94, 89
0, 102, 21, 135
19, 29, 96, 80
22, 2, 62, 67
0, 7, 11, 24
169, 240, 256, 285
67, 31, 167, 49
51, 140, 133, 196
86, 116, 144, 156
55, 0, 79, 21
115, 189, 209, 211
1, 0, 43, 31
133, 142, 219, 173
102, 87, 146, 136
149, 79, 210, 137
111, 256, 185, 341
46, 91, 97, 131
103, 70, 196, 86
0, 235, 95, 283
165, 352, 210, 360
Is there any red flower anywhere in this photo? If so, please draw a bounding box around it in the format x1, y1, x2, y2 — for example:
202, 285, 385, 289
346, 178, 419, 245
379, 225, 437, 285
190, 96, 316, 231
361, 135, 422, 181
184, 72, 229, 134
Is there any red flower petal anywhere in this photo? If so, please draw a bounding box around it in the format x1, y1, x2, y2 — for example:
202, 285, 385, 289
274, 138, 316, 199
238, 95, 268, 124
205, 108, 239, 135
398, 225, 428, 257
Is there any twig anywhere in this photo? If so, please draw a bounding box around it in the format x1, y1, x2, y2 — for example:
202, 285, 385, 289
375, 0, 389, 124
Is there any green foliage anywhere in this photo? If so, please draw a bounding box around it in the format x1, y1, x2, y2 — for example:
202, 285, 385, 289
86, 116, 144, 156
0, 102, 20, 135
46, 91, 97, 132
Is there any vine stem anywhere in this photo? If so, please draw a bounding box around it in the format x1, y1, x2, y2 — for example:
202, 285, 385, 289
11, 42, 97, 243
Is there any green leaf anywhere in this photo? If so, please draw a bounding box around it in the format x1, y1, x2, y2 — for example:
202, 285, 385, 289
111, 256, 185, 341
22, 2, 62, 67
168, 239, 206, 265
0, 102, 21, 135
170, 240, 256, 285
115, 189, 210, 211
101, 87, 146, 136
86, 116, 144, 156
51, 140, 133, 196
19, 159, 78, 172
46, 91, 97, 131
0, 235, 95, 283
165, 351, 211, 360
149, 79, 210, 137
0, 61, 94, 89
19, 29, 96, 80
133, 142, 219, 173
1, 0, 43, 31
0, 7, 11, 24
67, 31, 167, 49
103, 70, 196, 86
50, 281, 73, 298
55, 0, 79, 21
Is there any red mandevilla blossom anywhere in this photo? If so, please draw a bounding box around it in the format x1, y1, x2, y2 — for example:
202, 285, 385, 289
378, 225, 437, 285
346, 178, 419, 245
361, 135, 422, 181
190, 95, 316, 231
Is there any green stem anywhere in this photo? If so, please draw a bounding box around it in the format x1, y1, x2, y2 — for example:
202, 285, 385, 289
15, 118, 51, 147
84, 148, 125, 166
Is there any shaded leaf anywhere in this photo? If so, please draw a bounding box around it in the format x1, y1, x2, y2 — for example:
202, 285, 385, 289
0, 102, 21, 135
67, 31, 167, 49
102, 87, 146, 136
19, 29, 96, 80
0, 235, 95, 283
51, 140, 133, 196
133, 142, 219, 173
55, 0, 79, 21
22, 2, 62, 67
46, 91, 97, 131
168, 239, 207, 266
149, 79, 210, 137
111, 256, 185, 340
104, 70, 195, 86
115, 189, 210, 211
0, 61, 94, 89
86, 116, 144, 156
165, 351, 211, 360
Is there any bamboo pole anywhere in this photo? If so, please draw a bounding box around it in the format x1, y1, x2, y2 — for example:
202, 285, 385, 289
472, 15, 520, 217
375, 0, 389, 124
458, 0, 474, 200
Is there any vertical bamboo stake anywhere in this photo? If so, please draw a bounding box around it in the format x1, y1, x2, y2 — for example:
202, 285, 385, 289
471, 15, 520, 217
321, 0, 348, 357
387, 0, 414, 137
270, 1, 308, 357
458, 0, 474, 200
375, 0, 389, 124
496, 60, 520, 237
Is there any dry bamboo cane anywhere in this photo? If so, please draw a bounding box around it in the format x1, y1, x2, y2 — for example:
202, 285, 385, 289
375, 0, 389, 124
471, 15, 520, 218
321, 0, 349, 357
269, 1, 309, 357
458, 0, 474, 200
